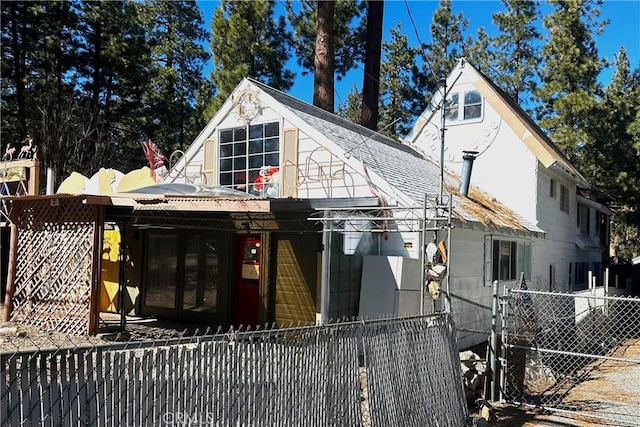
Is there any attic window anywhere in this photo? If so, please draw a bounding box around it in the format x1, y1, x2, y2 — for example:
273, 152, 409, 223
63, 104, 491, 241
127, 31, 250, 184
444, 93, 459, 121
219, 122, 280, 195
463, 90, 482, 120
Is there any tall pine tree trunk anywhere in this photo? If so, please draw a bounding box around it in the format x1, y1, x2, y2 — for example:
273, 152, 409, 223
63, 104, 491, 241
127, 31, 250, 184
361, 0, 384, 131
313, 0, 335, 112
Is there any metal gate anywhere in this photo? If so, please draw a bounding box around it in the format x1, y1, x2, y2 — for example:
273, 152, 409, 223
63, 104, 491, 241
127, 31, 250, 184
500, 288, 640, 426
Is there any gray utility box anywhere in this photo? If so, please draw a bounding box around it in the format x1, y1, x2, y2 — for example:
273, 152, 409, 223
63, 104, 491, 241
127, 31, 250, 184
358, 255, 421, 318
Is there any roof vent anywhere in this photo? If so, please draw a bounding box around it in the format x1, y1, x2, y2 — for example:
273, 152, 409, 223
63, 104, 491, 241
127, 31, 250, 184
459, 151, 478, 197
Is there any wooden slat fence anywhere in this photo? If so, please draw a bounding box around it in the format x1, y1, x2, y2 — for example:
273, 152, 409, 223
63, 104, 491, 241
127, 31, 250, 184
1, 314, 468, 426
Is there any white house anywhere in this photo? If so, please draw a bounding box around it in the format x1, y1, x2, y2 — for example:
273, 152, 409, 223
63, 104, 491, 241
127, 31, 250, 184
162, 77, 548, 348
404, 58, 611, 293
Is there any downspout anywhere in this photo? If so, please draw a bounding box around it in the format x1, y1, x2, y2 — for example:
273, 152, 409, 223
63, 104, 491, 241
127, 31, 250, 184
459, 151, 478, 197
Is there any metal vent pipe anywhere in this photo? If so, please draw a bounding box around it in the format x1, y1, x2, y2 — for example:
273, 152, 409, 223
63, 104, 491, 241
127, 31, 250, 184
459, 151, 478, 197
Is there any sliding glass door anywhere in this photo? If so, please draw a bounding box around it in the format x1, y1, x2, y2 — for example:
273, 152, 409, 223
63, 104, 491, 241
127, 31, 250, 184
142, 231, 229, 323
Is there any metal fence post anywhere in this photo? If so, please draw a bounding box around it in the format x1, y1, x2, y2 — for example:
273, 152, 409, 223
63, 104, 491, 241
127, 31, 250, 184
498, 284, 509, 403
489, 280, 499, 402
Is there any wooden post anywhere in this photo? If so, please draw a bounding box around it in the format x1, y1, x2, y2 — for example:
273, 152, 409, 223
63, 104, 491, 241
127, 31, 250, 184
3, 201, 20, 322
28, 159, 40, 195
88, 204, 105, 335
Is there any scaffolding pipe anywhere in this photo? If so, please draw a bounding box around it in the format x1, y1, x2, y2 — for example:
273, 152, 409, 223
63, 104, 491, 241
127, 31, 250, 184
490, 280, 499, 402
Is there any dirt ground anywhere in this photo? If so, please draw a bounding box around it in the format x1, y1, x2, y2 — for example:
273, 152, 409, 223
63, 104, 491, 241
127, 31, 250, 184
484, 338, 640, 427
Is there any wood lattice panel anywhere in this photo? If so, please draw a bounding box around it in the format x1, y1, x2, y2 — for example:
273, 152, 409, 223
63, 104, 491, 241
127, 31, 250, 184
9, 198, 96, 335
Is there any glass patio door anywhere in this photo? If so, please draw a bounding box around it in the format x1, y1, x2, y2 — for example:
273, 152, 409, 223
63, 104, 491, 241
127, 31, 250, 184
142, 232, 228, 323
144, 234, 179, 314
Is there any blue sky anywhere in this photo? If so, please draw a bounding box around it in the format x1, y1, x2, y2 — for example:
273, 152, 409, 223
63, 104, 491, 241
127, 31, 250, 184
197, 0, 640, 107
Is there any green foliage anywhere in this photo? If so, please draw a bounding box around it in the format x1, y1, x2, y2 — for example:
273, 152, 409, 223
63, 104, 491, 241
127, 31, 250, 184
286, 0, 366, 80
378, 24, 421, 139
0, 0, 210, 183
413, 0, 468, 112
585, 49, 640, 262
141, 0, 210, 153
336, 85, 363, 125
535, 0, 607, 161
491, 0, 542, 105
208, 0, 294, 115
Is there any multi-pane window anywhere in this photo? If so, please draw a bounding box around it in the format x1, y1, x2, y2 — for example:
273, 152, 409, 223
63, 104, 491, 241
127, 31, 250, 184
444, 90, 482, 122
219, 122, 279, 194
492, 240, 531, 281
464, 90, 482, 120
550, 179, 556, 198
560, 184, 569, 213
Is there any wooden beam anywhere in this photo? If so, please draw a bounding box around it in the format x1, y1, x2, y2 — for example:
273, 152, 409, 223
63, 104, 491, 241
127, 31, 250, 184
88, 205, 105, 335
28, 158, 40, 195
2, 201, 20, 322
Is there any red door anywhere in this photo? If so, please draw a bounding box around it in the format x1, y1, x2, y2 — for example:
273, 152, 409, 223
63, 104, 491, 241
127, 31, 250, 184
235, 236, 261, 327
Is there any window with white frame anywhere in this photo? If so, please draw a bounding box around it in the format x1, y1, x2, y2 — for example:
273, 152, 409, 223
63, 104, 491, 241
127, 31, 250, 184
444, 93, 459, 121
560, 184, 569, 213
444, 90, 483, 122
218, 122, 279, 195
492, 240, 531, 281
464, 90, 482, 120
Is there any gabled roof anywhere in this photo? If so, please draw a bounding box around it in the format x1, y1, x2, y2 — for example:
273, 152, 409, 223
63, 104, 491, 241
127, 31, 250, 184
427, 59, 588, 187
248, 79, 542, 233
168, 78, 542, 234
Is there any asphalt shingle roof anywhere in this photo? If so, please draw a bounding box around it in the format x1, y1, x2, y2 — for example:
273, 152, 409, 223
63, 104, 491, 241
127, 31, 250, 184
248, 79, 543, 233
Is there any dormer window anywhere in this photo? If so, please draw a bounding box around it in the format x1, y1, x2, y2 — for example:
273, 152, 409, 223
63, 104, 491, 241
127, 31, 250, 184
464, 90, 482, 120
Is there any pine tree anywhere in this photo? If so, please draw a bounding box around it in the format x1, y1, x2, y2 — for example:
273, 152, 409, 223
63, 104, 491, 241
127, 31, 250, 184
141, 0, 210, 153
336, 85, 362, 125
491, 0, 542, 106
534, 0, 606, 162
361, 0, 384, 130
464, 27, 494, 79
586, 48, 640, 262
1, 1, 93, 182
378, 24, 421, 139
313, 0, 335, 112
286, 0, 366, 81
208, 0, 294, 115
77, 0, 155, 174
413, 0, 468, 112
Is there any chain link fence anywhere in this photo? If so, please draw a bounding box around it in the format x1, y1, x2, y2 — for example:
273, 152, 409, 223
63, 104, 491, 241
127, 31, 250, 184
502, 289, 640, 426
1, 313, 468, 426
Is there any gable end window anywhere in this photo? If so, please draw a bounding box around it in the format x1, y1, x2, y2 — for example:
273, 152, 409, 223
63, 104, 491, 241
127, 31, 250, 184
219, 122, 280, 195
464, 90, 482, 120
444, 90, 483, 122
444, 93, 459, 121
560, 184, 569, 213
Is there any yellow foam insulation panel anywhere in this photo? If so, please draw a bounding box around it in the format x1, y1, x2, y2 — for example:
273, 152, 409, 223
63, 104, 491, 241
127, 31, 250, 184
56, 171, 87, 194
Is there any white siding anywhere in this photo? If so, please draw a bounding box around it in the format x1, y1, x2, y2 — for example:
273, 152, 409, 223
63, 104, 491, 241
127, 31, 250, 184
449, 228, 493, 349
